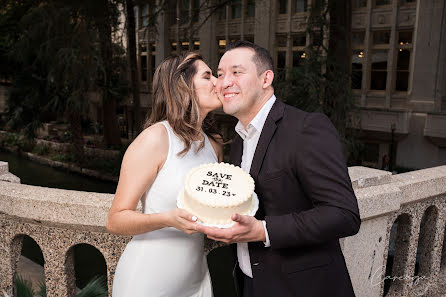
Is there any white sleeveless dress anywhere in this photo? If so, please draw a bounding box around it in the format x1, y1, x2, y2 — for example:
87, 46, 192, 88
112, 121, 217, 297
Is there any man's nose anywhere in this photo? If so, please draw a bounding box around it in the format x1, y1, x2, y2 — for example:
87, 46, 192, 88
220, 74, 234, 88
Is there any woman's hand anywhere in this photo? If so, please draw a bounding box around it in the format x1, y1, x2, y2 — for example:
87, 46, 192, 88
165, 208, 199, 235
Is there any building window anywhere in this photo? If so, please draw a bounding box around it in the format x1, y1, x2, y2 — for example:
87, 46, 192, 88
141, 55, 147, 82
375, 0, 392, 6
279, 0, 288, 14
246, 0, 255, 17
218, 0, 226, 20
292, 34, 306, 67
363, 143, 380, 167
133, 6, 139, 29
141, 4, 149, 27
151, 53, 156, 78
180, 0, 190, 24
245, 35, 254, 43
395, 30, 413, 92
395, 50, 410, 91
351, 31, 365, 90
352, 50, 364, 89
370, 50, 388, 90
192, 0, 200, 23
276, 34, 287, 72
231, 0, 241, 19
277, 51, 286, 70
293, 51, 306, 67
217, 39, 226, 60
294, 0, 307, 13
193, 40, 200, 50
400, 0, 416, 4
181, 41, 190, 51
276, 35, 287, 47
353, 0, 367, 8
293, 34, 306, 47
398, 31, 412, 45
171, 41, 177, 52
352, 31, 365, 48
373, 30, 391, 45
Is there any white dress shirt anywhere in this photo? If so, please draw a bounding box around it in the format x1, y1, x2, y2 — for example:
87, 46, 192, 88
235, 95, 276, 278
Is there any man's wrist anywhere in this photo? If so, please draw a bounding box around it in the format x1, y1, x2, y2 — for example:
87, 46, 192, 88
257, 220, 266, 242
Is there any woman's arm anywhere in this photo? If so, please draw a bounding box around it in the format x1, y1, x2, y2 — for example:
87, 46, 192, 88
106, 123, 198, 236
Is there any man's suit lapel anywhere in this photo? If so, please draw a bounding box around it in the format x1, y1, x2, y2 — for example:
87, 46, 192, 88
249, 99, 285, 181
230, 134, 243, 167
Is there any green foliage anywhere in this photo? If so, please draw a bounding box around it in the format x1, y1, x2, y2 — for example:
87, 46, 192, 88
274, 0, 362, 160
0, 131, 34, 151
15, 274, 34, 297
49, 152, 76, 163
32, 143, 50, 156
37, 282, 46, 297
15, 274, 107, 297
86, 156, 122, 176
4, 0, 128, 141
76, 275, 108, 297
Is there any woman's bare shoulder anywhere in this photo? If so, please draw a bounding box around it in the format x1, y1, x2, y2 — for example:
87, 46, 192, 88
125, 122, 169, 163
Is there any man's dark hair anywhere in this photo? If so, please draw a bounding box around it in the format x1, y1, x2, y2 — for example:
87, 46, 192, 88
226, 40, 274, 75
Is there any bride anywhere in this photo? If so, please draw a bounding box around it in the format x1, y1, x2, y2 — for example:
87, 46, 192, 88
107, 52, 223, 297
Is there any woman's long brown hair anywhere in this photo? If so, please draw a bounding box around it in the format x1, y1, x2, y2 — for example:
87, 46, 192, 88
144, 52, 221, 156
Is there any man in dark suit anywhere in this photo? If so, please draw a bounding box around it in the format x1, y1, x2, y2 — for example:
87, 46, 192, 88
196, 41, 360, 297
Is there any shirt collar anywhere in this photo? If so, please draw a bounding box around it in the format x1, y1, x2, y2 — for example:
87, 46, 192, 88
235, 95, 276, 140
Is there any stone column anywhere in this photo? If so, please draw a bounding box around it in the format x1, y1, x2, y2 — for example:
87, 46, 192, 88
409, 0, 446, 112
254, 0, 275, 53
199, 0, 218, 70
43, 245, 75, 297
0, 222, 17, 297
155, 0, 171, 66
361, 0, 373, 107
385, 0, 399, 109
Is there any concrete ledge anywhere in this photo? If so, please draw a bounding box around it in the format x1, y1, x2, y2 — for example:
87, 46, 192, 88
355, 183, 401, 220
349, 166, 393, 189
0, 173, 20, 183
0, 161, 8, 175
0, 181, 113, 228
390, 165, 446, 204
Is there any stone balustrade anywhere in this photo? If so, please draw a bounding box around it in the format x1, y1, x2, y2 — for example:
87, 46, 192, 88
1, 161, 446, 296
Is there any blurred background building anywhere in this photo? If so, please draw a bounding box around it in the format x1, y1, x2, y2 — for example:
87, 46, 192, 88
128, 0, 446, 171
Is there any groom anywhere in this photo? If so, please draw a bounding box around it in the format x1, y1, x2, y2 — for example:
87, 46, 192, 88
196, 41, 361, 297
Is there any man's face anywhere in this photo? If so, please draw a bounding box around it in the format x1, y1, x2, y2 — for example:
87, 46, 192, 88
216, 48, 264, 120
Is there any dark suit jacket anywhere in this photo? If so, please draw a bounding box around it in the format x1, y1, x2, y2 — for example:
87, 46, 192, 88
230, 99, 361, 297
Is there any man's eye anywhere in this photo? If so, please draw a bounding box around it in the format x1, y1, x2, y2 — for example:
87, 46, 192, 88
217, 73, 223, 77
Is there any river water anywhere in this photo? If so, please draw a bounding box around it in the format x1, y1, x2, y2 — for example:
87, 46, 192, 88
0, 150, 236, 296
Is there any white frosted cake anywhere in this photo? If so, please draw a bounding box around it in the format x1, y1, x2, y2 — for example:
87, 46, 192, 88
180, 163, 256, 225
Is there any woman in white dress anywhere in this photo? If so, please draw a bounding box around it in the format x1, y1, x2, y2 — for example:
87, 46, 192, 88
107, 52, 223, 297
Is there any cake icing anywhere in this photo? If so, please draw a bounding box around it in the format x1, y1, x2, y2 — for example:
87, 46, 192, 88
181, 163, 255, 225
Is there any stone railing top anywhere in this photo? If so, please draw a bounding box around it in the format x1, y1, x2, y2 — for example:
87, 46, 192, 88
0, 180, 113, 230
2, 164, 446, 228
354, 165, 446, 220
0, 162, 20, 183
348, 166, 393, 189
0, 161, 8, 175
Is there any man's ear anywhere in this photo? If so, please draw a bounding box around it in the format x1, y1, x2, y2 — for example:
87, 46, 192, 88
262, 70, 274, 89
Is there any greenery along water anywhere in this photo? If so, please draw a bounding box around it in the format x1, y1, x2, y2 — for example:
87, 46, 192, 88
0, 150, 117, 193
1, 150, 237, 297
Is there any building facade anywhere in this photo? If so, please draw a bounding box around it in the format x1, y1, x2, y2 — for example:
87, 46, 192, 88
131, 0, 446, 170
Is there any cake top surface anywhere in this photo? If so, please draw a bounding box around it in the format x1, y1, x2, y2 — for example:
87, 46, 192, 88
184, 163, 254, 207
